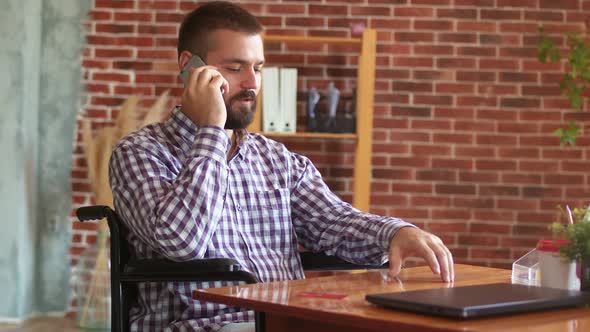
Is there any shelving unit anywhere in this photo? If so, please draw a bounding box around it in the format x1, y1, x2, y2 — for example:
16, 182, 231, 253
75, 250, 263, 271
247, 29, 376, 212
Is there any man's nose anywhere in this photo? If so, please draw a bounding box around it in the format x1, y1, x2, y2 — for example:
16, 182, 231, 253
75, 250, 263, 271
240, 67, 258, 90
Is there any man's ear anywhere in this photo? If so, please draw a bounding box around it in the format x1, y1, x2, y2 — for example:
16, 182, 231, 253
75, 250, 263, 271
178, 50, 193, 70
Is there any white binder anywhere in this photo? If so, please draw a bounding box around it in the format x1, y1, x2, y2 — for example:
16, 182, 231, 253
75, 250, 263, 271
280, 68, 297, 133
261, 67, 280, 132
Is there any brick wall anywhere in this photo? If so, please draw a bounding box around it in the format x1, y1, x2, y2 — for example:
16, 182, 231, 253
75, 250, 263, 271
71, 0, 590, 290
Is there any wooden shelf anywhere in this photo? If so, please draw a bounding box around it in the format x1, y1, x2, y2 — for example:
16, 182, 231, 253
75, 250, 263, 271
261, 132, 357, 140
249, 29, 376, 212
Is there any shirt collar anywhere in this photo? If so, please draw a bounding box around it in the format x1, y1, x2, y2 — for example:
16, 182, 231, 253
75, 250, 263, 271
169, 106, 251, 160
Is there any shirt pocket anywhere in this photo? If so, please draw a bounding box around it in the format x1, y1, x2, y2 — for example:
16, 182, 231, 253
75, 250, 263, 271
252, 188, 293, 248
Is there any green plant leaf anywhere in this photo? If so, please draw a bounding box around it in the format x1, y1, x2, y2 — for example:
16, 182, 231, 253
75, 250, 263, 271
554, 121, 580, 147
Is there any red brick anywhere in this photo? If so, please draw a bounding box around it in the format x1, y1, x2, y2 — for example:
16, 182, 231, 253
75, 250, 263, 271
410, 140, 453, 156
432, 158, 473, 169
371, 19, 411, 29
412, 119, 452, 130
457, 71, 495, 82
155, 12, 185, 23
454, 120, 495, 132
437, 58, 476, 68
351, 6, 391, 16
370, 194, 408, 206
138, 1, 177, 10
414, 45, 454, 55
285, 17, 325, 27
412, 196, 451, 208
459, 235, 498, 246
500, 97, 540, 108
540, 0, 579, 9
426, 222, 468, 232
476, 160, 517, 171
266, 4, 305, 14
457, 21, 497, 32
457, 96, 497, 107
95, 0, 134, 9
436, 184, 476, 195
416, 170, 456, 181
498, 147, 540, 158
458, 46, 496, 57
459, 171, 499, 183
372, 169, 413, 180
436, 83, 475, 93
432, 209, 471, 220
89, 10, 112, 21
394, 7, 434, 17
497, 0, 538, 7
439, 33, 477, 43
414, 94, 453, 106
524, 11, 564, 22
393, 57, 433, 67
481, 9, 521, 20
497, 123, 539, 134
395, 32, 434, 43
114, 12, 153, 22
308, 5, 346, 15
476, 134, 518, 146
392, 81, 432, 93
478, 59, 517, 71
455, 0, 495, 6
414, 20, 453, 30
96, 23, 135, 34
92, 72, 130, 82
138, 24, 177, 35
437, 8, 477, 19
502, 173, 542, 185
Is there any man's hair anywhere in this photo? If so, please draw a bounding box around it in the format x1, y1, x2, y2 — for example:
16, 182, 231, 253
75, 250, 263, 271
177, 1, 263, 60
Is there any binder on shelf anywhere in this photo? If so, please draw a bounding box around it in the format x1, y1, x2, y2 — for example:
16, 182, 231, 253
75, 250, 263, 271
280, 68, 297, 133
262, 67, 280, 132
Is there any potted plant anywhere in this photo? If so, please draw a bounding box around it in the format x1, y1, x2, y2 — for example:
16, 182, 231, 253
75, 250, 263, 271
538, 27, 589, 147
550, 206, 590, 291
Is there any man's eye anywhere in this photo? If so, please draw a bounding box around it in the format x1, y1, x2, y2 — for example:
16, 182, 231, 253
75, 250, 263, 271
226, 68, 240, 72
254, 67, 262, 73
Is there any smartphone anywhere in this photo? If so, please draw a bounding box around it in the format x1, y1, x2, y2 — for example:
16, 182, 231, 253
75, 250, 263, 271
179, 55, 206, 86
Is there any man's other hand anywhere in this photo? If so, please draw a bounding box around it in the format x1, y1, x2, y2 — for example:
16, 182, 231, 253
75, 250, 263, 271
388, 227, 454, 282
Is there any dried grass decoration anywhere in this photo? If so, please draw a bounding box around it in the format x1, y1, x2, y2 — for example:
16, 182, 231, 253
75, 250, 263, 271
77, 91, 170, 328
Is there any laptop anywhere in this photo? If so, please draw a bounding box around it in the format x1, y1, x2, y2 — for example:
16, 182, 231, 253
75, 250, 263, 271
365, 283, 590, 319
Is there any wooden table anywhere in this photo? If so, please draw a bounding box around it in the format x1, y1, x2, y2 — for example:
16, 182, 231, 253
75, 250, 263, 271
193, 264, 590, 331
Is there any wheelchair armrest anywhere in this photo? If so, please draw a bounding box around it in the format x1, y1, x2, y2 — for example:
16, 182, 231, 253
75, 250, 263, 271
300, 251, 388, 271
122, 257, 259, 284
77, 205, 113, 221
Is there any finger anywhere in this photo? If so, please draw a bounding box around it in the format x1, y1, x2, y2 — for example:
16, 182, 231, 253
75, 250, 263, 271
419, 244, 441, 277
388, 246, 404, 277
446, 246, 455, 281
210, 75, 228, 94
431, 242, 450, 282
196, 67, 215, 88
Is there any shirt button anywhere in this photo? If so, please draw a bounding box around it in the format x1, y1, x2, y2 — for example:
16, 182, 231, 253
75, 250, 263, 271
237, 205, 242, 211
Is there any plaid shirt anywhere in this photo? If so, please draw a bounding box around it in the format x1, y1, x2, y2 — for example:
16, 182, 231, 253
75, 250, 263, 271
109, 107, 412, 331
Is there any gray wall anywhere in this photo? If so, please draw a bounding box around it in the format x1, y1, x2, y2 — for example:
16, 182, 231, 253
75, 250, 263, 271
0, 0, 88, 320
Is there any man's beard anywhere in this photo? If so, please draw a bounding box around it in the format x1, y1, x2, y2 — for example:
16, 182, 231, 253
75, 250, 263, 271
224, 90, 257, 130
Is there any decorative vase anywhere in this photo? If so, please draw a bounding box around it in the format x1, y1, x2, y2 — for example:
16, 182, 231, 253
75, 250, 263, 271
75, 230, 111, 329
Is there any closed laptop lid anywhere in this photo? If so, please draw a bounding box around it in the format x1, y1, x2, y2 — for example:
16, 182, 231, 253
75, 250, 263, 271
366, 283, 590, 319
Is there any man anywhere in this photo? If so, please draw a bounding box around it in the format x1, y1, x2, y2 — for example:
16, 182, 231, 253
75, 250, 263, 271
109, 2, 454, 331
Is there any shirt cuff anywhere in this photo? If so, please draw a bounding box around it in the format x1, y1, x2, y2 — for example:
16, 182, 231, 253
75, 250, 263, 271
189, 126, 230, 163
376, 218, 417, 252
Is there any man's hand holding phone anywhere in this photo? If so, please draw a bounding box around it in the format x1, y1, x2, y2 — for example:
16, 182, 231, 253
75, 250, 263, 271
180, 55, 229, 128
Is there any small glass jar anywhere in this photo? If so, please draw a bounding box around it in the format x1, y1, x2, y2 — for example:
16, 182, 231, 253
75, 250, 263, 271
537, 239, 580, 290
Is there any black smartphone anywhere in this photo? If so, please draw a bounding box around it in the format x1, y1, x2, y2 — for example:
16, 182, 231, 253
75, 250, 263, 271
178, 55, 206, 86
